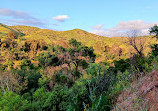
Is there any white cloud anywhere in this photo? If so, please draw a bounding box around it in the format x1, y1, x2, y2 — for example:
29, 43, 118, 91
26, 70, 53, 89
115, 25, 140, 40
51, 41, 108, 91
0, 8, 37, 20
110, 20, 156, 31
53, 15, 69, 22
92, 24, 103, 30
0, 8, 48, 28
91, 20, 158, 37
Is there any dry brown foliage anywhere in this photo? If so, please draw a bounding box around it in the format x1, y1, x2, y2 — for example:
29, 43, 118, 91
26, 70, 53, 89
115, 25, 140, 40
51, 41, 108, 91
113, 70, 158, 111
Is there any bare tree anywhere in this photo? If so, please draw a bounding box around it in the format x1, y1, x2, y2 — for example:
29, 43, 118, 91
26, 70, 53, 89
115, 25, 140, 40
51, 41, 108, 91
126, 29, 145, 57
0, 71, 28, 93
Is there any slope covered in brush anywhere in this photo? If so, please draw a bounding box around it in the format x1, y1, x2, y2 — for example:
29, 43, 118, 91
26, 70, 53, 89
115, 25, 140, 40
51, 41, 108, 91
113, 70, 158, 111
0, 23, 157, 62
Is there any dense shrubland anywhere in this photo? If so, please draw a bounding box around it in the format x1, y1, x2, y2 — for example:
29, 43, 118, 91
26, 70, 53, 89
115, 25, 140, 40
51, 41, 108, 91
0, 24, 158, 110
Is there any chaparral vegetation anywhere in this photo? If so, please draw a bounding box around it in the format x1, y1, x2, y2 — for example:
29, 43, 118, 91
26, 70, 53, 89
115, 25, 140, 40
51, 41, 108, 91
0, 23, 158, 111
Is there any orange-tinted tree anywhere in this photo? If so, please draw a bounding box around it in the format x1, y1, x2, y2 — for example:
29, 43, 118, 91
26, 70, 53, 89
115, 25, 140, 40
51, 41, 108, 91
8, 32, 16, 39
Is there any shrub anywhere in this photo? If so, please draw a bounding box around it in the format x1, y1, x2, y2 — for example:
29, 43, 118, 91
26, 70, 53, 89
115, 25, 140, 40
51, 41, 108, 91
20, 59, 32, 69
14, 69, 41, 93
43, 85, 69, 111
68, 38, 81, 48
38, 52, 60, 67
0, 91, 28, 111
150, 44, 158, 57
114, 59, 130, 73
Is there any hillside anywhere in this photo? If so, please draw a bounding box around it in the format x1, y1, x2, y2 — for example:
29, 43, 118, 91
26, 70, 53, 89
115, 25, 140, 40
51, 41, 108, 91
113, 70, 158, 111
0, 23, 158, 111
0, 23, 157, 63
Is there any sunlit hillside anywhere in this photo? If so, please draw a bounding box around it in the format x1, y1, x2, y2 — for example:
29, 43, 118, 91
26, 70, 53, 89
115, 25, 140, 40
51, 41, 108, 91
0, 23, 158, 111
0, 23, 157, 63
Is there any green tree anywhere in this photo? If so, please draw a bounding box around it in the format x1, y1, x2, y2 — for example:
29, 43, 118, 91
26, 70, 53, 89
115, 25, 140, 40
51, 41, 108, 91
150, 25, 158, 38
43, 85, 69, 111
38, 52, 60, 67
31, 87, 50, 110
68, 38, 81, 48
0, 91, 28, 111
20, 59, 32, 69
14, 69, 41, 93
114, 59, 130, 72
150, 44, 158, 57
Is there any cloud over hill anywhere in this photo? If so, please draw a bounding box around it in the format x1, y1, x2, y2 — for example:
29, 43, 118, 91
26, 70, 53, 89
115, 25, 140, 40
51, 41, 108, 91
91, 20, 158, 37
53, 15, 69, 22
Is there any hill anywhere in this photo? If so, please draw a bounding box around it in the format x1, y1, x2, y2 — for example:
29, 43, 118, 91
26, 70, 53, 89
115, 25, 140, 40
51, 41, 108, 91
0, 23, 158, 111
0, 23, 157, 62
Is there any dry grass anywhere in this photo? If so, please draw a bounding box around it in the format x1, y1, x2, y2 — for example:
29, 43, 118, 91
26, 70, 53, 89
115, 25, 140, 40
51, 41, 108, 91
112, 70, 158, 111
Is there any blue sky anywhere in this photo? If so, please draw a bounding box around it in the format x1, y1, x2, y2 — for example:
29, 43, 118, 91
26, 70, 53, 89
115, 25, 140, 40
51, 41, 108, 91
0, 0, 158, 36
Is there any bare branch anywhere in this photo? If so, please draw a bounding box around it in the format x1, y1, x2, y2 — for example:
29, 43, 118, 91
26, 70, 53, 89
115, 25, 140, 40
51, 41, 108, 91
126, 29, 145, 57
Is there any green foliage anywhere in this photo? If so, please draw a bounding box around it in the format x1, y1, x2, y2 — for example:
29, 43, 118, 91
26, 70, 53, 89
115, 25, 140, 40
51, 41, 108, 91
55, 45, 66, 54
31, 87, 51, 110
86, 94, 111, 111
14, 69, 41, 92
129, 54, 152, 72
79, 60, 89, 69
54, 70, 71, 86
114, 59, 130, 72
38, 77, 50, 88
0, 24, 157, 111
47, 45, 55, 52
0, 91, 28, 111
68, 79, 89, 110
150, 44, 158, 57
79, 46, 96, 62
20, 59, 33, 69
2, 61, 14, 70
86, 63, 102, 77
43, 85, 69, 111
38, 52, 60, 67
68, 38, 81, 48
109, 70, 131, 100
150, 25, 158, 38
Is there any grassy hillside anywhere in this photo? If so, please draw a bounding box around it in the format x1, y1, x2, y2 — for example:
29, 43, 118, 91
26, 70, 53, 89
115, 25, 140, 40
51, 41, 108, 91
0, 23, 129, 45
0, 23, 157, 62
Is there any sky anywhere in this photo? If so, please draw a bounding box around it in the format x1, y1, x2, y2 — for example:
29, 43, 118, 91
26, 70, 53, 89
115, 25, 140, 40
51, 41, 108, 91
0, 0, 158, 37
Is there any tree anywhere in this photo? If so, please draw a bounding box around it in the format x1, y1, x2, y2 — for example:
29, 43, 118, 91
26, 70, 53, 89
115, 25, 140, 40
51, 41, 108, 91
149, 25, 158, 57
8, 32, 16, 39
150, 25, 158, 38
0, 91, 28, 111
113, 59, 130, 72
58, 39, 96, 81
20, 59, 33, 69
43, 85, 69, 111
38, 52, 60, 67
126, 29, 147, 72
0, 71, 27, 93
68, 38, 81, 48
66, 45, 95, 79
126, 29, 145, 57
14, 69, 41, 92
